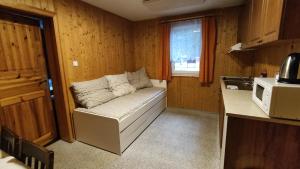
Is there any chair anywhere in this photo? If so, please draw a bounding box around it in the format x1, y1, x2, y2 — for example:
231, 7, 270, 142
20, 139, 54, 169
0, 126, 19, 156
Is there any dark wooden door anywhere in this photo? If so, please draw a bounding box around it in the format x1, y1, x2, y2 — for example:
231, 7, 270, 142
0, 16, 56, 145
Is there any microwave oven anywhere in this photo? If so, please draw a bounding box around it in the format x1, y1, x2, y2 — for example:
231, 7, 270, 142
252, 78, 300, 120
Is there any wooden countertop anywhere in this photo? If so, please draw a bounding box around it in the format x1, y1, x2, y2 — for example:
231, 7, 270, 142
220, 77, 300, 126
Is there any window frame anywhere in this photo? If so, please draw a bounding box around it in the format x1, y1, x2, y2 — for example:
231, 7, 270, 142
171, 65, 200, 77
170, 19, 202, 77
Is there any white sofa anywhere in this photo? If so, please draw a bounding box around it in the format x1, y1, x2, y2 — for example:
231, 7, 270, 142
73, 80, 167, 155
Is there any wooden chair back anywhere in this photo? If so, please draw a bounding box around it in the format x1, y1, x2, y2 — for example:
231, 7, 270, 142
0, 126, 19, 156
20, 139, 54, 169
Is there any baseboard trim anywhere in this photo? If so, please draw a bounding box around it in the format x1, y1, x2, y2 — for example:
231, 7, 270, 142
167, 107, 218, 118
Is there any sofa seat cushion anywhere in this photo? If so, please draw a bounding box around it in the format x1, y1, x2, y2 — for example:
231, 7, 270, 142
75, 87, 166, 131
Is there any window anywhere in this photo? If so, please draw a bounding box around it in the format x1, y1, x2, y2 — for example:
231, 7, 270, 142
170, 19, 202, 77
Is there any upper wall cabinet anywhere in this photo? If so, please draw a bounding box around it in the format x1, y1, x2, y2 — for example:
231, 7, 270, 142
261, 0, 284, 43
239, 0, 300, 48
248, 0, 265, 46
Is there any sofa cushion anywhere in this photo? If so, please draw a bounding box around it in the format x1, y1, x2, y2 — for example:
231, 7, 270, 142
126, 68, 153, 89
71, 77, 115, 108
106, 73, 136, 97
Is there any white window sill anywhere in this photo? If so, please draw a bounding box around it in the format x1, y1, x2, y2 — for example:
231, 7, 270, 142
172, 72, 199, 77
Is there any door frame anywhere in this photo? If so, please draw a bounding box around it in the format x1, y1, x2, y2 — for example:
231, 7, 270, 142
0, 3, 74, 142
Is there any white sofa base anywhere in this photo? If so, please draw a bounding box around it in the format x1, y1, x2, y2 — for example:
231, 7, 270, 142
73, 79, 167, 155
120, 98, 166, 151
73, 97, 166, 155
73, 111, 121, 154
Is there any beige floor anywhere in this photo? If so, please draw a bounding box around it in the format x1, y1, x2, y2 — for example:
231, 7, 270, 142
48, 110, 220, 169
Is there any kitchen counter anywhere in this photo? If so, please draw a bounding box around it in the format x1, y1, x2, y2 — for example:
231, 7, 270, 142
220, 77, 300, 169
220, 77, 300, 126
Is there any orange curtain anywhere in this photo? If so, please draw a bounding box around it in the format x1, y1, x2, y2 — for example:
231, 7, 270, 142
159, 23, 172, 81
199, 17, 217, 84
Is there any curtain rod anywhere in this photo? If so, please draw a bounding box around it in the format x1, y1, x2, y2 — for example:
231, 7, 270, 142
160, 14, 218, 24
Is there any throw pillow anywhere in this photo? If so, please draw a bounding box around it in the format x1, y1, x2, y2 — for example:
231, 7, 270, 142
126, 68, 153, 89
105, 73, 136, 97
71, 77, 115, 108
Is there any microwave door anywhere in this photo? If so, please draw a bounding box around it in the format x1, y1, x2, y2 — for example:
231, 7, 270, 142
256, 84, 264, 101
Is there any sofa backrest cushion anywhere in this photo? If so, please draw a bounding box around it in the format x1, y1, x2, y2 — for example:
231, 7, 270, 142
71, 77, 116, 109
126, 68, 153, 90
106, 73, 136, 97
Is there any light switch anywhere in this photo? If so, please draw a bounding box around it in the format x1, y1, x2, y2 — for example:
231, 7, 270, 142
72, 60, 79, 67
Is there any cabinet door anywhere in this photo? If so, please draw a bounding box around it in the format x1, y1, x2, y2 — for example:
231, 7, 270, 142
219, 89, 225, 148
248, 0, 265, 46
262, 0, 284, 43
239, 0, 252, 44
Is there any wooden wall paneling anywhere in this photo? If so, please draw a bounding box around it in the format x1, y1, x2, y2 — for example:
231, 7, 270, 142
167, 77, 182, 107
253, 40, 300, 77
54, 0, 82, 116
50, 0, 81, 140
54, 0, 134, 122
133, 19, 161, 78
102, 13, 126, 75
124, 22, 134, 72
55, 0, 134, 82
